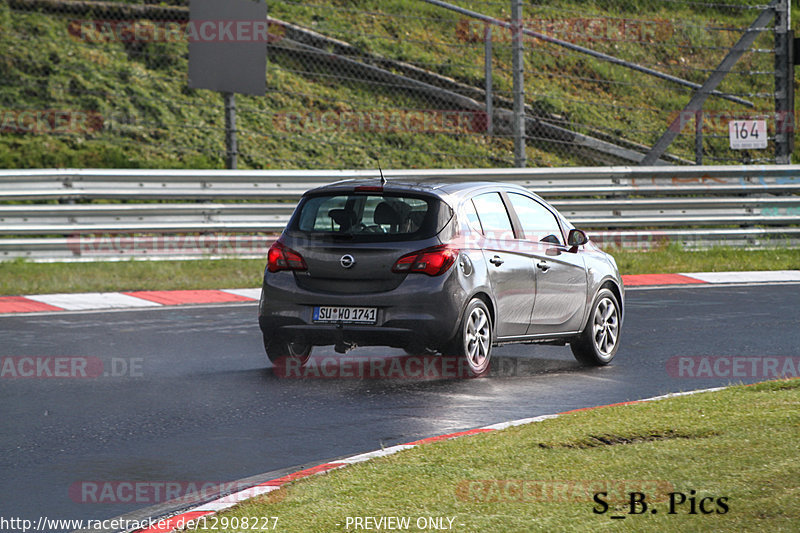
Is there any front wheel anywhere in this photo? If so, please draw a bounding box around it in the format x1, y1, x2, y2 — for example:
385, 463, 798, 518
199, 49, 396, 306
264, 336, 312, 366
571, 288, 621, 366
449, 298, 493, 377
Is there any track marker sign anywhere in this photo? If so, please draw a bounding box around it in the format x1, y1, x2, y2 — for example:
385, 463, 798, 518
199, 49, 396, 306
729, 119, 767, 150
188, 0, 266, 96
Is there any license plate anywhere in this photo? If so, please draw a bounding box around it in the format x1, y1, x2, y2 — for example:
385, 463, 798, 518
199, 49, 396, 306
313, 306, 377, 324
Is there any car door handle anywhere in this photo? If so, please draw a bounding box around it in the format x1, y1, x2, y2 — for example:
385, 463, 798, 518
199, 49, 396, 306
489, 256, 504, 266
537, 261, 550, 272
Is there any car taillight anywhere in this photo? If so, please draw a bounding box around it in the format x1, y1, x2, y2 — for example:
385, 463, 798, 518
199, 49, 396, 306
267, 240, 307, 273
392, 246, 458, 276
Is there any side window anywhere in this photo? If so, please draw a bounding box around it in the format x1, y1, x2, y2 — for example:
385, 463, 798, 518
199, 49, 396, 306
462, 199, 483, 233
472, 192, 514, 238
508, 193, 564, 245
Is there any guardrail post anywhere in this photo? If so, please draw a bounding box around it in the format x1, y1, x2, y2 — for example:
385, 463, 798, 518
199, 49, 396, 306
774, 0, 794, 164
224, 92, 238, 170
511, 0, 526, 167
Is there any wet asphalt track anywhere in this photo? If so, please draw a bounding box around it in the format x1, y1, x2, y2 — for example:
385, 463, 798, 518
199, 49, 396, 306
1, 284, 799, 530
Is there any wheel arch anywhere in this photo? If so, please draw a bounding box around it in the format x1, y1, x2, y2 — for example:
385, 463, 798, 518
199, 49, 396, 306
600, 279, 624, 322
471, 291, 495, 330
451, 290, 496, 345
601, 279, 624, 323
580, 278, 624, 333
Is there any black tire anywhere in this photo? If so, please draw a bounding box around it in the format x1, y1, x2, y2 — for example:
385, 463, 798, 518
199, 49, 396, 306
264, 336, 312, 366
571, 288, 621, 366
449, 298, 493, 377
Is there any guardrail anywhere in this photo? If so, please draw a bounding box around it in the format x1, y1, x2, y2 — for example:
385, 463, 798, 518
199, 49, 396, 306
1, 166, 799, 261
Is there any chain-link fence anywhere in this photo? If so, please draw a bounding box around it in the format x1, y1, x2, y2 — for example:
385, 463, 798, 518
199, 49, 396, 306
0, 0, 795, 169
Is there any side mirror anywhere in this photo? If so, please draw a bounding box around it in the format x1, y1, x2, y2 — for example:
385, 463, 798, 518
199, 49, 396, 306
567, 229, 588, 250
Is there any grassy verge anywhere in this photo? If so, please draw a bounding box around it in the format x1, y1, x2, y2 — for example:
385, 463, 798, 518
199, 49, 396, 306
609, 245, 800, 277
1, 246, 799, 296
0, 257, 265, 295
203, 379, 800, 532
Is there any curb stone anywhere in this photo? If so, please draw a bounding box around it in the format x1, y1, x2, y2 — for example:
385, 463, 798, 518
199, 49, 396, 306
4, 271, 800, 315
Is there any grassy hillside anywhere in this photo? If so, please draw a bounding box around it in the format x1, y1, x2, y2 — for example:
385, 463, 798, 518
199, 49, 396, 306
0, 0, 797, 169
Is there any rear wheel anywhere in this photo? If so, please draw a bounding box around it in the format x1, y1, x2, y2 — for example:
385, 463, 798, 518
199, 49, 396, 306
571, 288, 620, 366
449, 298, 493, 377
264, 336, 312, 366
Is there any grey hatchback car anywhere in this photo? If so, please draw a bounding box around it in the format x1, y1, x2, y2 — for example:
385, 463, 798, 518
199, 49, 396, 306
258, 179, 623, 376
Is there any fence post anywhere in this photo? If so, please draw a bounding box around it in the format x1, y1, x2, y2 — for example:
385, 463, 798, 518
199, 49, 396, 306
511, 0, 526, 167
774, 0, 794, 164
484, 25, 493, 137
224, 92, 238, 170
641, 6, 776, 166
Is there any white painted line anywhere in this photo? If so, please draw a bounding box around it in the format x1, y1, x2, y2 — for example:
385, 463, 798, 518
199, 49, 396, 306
640, 387, 727, 402
204, 485, 282, 506
25, 292, 162, 311
192, 500, 239, 512
482, 414, 561, 431
337, 444, 416, 464
220, 288, 261, 300
682, 270, 800, 284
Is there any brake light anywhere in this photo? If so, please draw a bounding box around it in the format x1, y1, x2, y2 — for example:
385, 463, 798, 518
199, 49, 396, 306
392, 245, 458, 276
267, 240, 307, 273
354, 185, 384, 192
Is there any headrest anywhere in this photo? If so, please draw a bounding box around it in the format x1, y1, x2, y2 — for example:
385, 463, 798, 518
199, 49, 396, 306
328, 208, 356, 230
373, 202, 402, 226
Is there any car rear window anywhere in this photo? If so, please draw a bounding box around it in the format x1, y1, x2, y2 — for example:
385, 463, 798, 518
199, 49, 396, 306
289, 192, 452, 242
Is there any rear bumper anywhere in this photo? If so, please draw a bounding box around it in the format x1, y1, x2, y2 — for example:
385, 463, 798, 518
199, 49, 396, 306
268, 323, 422, 350
258, 269, 466, 351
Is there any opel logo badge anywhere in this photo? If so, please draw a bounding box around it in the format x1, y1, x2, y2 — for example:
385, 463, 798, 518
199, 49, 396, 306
340, 254, 355, 269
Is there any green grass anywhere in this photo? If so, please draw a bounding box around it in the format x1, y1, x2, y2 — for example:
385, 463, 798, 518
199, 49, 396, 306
0, 257, 265, 295
609, 244, 800, 276
1, 1, 797, 168
197, 379, 800, 532
1, 246, 798, 295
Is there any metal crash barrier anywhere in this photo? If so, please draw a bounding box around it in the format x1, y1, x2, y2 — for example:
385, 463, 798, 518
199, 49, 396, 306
1, 166, 798, 261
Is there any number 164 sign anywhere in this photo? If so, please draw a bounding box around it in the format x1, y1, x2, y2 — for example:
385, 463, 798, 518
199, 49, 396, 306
729, 119, 767, 150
